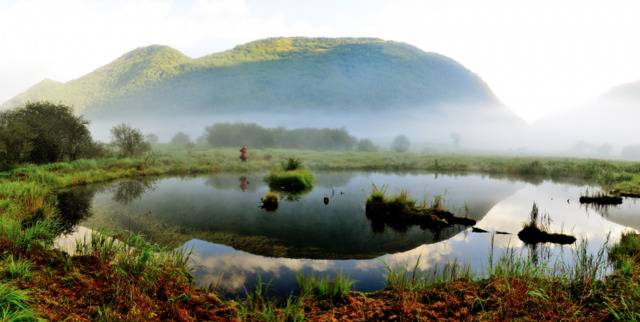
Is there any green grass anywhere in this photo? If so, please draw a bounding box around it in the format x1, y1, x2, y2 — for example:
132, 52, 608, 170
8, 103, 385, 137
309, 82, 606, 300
0, 282, 38, 321
2, 256, 33, 281
0, 217, 58, 251
296, 272, 355, 301
609, 232, 640, 268
264, 168, 315, 192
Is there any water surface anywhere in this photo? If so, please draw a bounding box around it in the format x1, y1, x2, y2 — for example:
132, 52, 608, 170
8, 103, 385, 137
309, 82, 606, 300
55, 171, 639, 297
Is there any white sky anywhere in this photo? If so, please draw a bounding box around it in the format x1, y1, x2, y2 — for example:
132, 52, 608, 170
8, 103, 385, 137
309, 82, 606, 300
1, 0, 639, 121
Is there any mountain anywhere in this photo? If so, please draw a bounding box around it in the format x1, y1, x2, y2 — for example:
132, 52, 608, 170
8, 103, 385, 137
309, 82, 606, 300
3, 37, 521, 145
532, 79, 640, 157
6, 38, 504, 113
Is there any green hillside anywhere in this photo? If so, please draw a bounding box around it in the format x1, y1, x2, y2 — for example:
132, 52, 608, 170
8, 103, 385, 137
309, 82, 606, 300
4, 37, 505, 118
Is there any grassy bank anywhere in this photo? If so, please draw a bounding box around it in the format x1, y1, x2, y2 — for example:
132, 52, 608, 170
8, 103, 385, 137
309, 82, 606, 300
237, 234, 640, 321
2, 148, 640, 319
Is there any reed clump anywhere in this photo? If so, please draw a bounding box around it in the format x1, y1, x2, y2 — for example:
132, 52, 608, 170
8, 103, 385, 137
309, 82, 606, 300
365, 185, 475, 231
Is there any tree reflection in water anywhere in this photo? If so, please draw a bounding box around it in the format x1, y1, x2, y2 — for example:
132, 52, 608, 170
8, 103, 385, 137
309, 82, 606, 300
110, 179, 158, 205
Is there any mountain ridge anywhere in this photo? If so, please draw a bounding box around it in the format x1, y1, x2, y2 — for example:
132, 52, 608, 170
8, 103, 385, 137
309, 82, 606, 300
4, 37, 506, 116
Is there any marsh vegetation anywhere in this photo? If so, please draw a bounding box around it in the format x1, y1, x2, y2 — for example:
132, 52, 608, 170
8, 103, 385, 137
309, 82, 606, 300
2, 105, 640, 319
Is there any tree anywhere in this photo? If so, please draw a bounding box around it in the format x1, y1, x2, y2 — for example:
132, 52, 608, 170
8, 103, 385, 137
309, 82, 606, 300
145, 133, 159, 145
170, 132, 192, 146
0, 101, 97, 168
356, 138, 378, 152
391, 135, 410, 153
0, 114, 34, 169
110, 124, 150, 157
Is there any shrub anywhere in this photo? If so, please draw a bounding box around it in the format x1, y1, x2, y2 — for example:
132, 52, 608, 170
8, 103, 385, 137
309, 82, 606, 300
356, 138, 378, 152
110, 124, 150, 157
391, 135, 410, 153
170, 132, 192, 147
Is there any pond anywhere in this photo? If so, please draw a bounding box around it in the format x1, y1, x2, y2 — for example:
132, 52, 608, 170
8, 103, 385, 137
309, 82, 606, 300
54, 171, 639, 298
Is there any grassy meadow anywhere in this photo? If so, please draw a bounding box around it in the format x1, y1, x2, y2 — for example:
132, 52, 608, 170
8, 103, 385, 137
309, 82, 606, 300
1, 147, 640, 320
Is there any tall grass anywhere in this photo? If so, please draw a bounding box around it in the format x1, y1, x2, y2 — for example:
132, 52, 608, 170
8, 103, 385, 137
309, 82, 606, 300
2, 256, 33, 280
296, 272, 355, 301
384, 237, 613, 297
238, 276, 306, 322
74, 230, 192, 289
0, 282, 38, 321
0, 217, 58, 250
384, 256, 472, 292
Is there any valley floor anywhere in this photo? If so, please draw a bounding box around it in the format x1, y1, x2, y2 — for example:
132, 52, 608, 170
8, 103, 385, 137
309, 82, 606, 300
1, 148, 640, 321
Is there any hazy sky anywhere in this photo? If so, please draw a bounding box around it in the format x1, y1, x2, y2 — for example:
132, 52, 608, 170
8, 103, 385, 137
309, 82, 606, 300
1, 0, 639, 121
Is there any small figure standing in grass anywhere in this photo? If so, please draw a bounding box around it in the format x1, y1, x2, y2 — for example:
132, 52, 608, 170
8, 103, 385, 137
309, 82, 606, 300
239, 145, 249, 162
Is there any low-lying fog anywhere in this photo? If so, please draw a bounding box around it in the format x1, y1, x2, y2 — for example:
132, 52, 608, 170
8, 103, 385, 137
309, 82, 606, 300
85, 99, 640, 160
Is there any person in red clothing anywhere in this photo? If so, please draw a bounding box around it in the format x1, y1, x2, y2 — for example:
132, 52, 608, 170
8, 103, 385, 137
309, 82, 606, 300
239, 145, 249, 162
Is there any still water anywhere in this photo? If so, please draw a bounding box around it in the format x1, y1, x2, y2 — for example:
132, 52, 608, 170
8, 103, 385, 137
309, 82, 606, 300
55, 171, 639, 297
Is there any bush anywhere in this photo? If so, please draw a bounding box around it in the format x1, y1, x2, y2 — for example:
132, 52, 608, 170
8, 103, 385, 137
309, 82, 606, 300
170, 132, 192, 147
356, 138, 378, 152
391, 135, 410, 153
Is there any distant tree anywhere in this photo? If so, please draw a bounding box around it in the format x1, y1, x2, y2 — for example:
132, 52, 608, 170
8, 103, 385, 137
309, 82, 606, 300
356, 138, 378, 152
391, 135, 410, 153
0, 101, 97, 168
170, 132, 192, 146
622, 144, 640, 160
206, 123, 275, 148
145, 133, 159, 145
110, 124, 150, 157
450, 132, 461, 148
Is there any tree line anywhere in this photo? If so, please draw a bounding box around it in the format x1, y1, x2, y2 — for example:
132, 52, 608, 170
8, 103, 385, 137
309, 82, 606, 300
0, 103, 395, 170
203, 123, 370, 151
